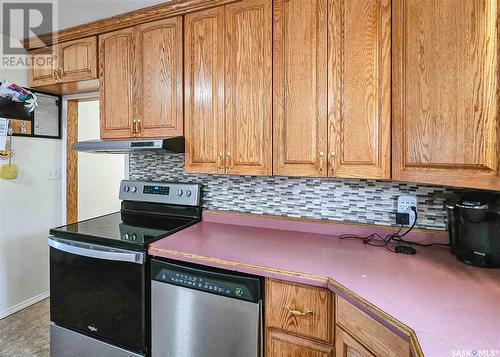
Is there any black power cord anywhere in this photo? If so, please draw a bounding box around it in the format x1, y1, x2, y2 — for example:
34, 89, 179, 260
338, 207, 450, 254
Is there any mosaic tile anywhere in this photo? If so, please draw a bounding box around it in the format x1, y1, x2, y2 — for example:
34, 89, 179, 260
129, 153, 484, 231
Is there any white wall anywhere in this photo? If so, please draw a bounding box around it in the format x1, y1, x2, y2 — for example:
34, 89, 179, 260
0, 64, 62, 318
77, 101, 124, 221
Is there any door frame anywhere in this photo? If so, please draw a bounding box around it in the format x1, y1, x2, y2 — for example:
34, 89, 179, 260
61, 93, 98, 224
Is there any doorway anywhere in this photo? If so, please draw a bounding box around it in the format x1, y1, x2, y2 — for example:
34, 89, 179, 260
66, 99, 125, 223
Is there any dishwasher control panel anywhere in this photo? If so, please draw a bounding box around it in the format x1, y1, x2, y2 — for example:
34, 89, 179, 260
151, 259, 262, 303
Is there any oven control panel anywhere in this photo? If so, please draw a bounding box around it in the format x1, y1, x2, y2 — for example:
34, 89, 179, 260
119, 180, 201, 206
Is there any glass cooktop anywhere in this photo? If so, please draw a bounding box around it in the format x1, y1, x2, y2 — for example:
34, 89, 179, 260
50, 212, 197, 251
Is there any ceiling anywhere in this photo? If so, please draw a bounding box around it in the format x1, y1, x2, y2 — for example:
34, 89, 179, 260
56, 0, 167, 31
5, 0, 167, 41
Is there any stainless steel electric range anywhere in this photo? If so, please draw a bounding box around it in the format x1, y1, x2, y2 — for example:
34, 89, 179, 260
48, 180, 202, 357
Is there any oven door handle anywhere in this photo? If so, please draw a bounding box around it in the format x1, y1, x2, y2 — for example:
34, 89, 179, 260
48, 237, 145, 264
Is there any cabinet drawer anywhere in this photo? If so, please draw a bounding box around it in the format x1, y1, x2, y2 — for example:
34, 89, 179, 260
336, 296, 410, 357
265, 279, 334, 344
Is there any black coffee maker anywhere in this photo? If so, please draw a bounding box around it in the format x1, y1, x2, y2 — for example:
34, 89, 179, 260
446, 192, 500, 268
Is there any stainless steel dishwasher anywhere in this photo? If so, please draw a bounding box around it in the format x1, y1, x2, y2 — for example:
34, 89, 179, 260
151, 259, 263, 357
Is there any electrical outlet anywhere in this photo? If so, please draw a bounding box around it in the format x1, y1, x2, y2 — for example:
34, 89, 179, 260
397, 195, 417, 227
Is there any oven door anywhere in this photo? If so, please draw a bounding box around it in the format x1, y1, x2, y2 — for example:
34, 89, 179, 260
49, 237, 147, 354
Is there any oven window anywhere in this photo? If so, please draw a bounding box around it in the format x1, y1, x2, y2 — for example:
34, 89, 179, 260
49, 247, 146, 354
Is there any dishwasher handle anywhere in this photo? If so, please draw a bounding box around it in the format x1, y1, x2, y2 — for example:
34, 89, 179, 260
49, 237, 145, 264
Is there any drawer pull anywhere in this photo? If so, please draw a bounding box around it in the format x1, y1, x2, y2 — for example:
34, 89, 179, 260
284, 305, 313, 317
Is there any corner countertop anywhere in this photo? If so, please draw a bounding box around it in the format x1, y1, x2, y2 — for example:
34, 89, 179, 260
149, 211, 500, 357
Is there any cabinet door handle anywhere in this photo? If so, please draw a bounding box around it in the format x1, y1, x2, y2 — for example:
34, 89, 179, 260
318, 151, 325, 174
329, 152, 336, 177
57, 67, 62, 81
225, 152, 233, 170
53, 68, 61, 81
130, 120, 136, 136
217, 152, 224, 172
136, 119, 142, 136
284, 305, 313, 317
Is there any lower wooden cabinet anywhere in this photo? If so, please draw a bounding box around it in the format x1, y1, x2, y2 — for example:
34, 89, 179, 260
266, 279, 334, 344
265, 279, 335, 357
336, 328, 375, 357
267, 329, 335, 357
265, 278, 412, 357
336, 296, 410, 357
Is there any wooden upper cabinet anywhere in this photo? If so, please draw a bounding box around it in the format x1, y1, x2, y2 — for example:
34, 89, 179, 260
273, 0, 390, 179
135, 17, 183, 138
58, 37, 97, 82
99, 28, 135, 139
273, 0, 328, 177
185, 7, 225, 174
30, 46, 58, 87
30, 36, 97, 89
392, 0, 499, 190
224, 0, 273, 175
328, 0, 391, 179
99, 17, 183, 139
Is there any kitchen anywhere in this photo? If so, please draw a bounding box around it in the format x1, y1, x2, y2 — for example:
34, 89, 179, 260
0, 0, 499, 357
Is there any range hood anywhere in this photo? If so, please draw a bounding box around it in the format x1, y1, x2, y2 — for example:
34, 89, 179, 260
72, 137, 184, 154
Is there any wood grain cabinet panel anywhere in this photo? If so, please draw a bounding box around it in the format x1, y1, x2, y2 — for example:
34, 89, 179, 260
336, 296, 410, 357
266, 279, 334, 344
273, 0, 390, 179
392, 0, 500, 189
29, 46, 58, 87
224, 0, 273, 175
99, 28, 135, 139
185, 7, 225, 174
99, 17, 183, 139
267, 330, 335, 357
30, 37, 97, 89
273, 0, 328, 177
135, 17, 183, 138
328, 0, 391, 179
58, 36, 97, 82
336, 328, 376, 357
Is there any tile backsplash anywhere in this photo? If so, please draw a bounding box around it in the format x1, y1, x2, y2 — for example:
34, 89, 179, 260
129, 153, 474, 231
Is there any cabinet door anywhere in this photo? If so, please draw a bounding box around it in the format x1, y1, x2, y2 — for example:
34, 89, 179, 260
99, 28, 135, 139
185, 7, 225, 174
328, 0, 391, 179
392, 0, 499, 190
267, 330, 335, 357
29, 46, 57, 87
225, 0, 272, 175
58, 36, 97, 82
135, 17, 183, 138
273, 0, 328, 177
336, 328, 375, 357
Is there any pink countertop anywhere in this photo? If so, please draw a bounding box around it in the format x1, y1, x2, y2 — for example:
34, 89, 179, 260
149, 211, 500, 357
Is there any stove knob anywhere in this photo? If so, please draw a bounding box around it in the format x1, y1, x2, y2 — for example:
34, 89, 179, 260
123, 186, 130, 192
124, 233, 129, 240
131, 234, 137, 241
130, 186, 137, 193
177, 189, 183, 196
185, 190, 192, 197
